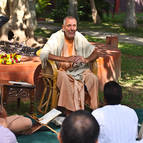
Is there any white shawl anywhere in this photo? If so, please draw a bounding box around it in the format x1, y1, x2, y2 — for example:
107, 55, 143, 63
40, 29, 95, 80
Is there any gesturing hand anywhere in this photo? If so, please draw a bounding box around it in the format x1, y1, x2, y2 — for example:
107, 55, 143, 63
66, 56, 77, 62
65, 56, 88, 64
73, 56, 87, 64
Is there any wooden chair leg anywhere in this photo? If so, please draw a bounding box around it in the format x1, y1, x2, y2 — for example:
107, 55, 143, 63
2, 86, 9, 105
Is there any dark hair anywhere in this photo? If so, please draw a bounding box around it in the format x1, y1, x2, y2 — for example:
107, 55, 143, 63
104, 81, 122, 105
60, 110, 99, 143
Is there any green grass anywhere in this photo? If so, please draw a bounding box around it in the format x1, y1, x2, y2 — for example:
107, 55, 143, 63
85, 35, 106, 43
5, 97, 40, 115
5, 100, 30, 115
118, 42, 143, 108
35, 28, 53, 38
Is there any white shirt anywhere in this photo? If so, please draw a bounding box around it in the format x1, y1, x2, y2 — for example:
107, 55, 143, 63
92, 104, 143, 143
0, 125, 17, 143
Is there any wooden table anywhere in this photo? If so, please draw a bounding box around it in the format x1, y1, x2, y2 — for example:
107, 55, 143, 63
0, 56, 41, 113
0, 80, 35, 113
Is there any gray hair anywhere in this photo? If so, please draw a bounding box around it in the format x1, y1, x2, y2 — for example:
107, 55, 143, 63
63, 16, 77, 25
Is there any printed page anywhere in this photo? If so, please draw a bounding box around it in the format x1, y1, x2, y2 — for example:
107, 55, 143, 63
38, 108, 62, 124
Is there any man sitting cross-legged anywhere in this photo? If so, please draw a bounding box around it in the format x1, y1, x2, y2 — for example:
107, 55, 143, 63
0, 103, 32, 135
92, 81, 143, 143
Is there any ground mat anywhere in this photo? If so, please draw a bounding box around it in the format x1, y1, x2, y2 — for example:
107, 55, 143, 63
17, 109, 143, 143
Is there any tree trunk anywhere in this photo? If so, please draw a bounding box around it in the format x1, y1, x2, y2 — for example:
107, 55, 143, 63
89, 0, 101, 24
124, 0, 137, 29
0, 0, 39, 47
68, 0, 78, 21
0, 0, 7, 16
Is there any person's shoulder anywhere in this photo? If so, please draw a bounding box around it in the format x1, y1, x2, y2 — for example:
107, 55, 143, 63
0, 125, 12, 134
0, 126, 17, 143
92, 107, 107, 123
50, 29, 63, 37
48, 29, 64, 42
121, 104, 134, 110
75, 31, 89, 44
75, 31, 85, 37
92, 106, 105, 115
120, 105, 137, 115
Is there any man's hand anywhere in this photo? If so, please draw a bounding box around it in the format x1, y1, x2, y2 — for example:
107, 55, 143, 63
73, 56, 88, 64
48, 54, 88, 64
65, 56, 77, 63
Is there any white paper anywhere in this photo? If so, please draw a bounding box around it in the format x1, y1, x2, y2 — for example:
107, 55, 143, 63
8, 81, 32, 86
38, 108, 62, 124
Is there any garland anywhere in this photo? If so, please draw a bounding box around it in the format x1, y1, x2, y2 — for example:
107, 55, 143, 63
0, 53, 21, 65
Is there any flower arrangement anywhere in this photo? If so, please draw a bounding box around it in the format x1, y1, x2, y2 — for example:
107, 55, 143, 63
0, 53, 21, 64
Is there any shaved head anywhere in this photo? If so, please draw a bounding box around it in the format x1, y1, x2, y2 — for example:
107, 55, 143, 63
60, 110, 99, 143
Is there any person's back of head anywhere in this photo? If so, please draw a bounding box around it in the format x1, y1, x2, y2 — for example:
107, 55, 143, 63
104, 81, 122, 105
58, 110, 99, 143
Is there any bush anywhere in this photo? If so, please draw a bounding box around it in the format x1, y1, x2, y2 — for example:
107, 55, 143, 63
35, 0, 112, 22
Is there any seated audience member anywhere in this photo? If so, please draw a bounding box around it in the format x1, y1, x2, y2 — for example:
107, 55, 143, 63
0, 105, 17, 143
58, 110, 100, 143
40, 16, 99, 115
0, 102, 32, 134
92, 81, 143, 143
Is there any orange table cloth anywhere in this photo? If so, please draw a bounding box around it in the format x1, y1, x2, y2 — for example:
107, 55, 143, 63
0, 56, 42, 98
0, 56, 41, 84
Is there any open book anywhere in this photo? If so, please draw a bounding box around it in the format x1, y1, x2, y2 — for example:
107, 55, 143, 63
26, 108, 62, 134
38, 108, 62, 124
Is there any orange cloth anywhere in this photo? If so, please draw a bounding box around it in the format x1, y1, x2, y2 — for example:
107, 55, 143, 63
65, 37, 74, 55
57, 70, 98, 111
59, 37, 75, 71
0, 114, 32, 134
57, 38, 98, 111
6, 115, 32, 133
